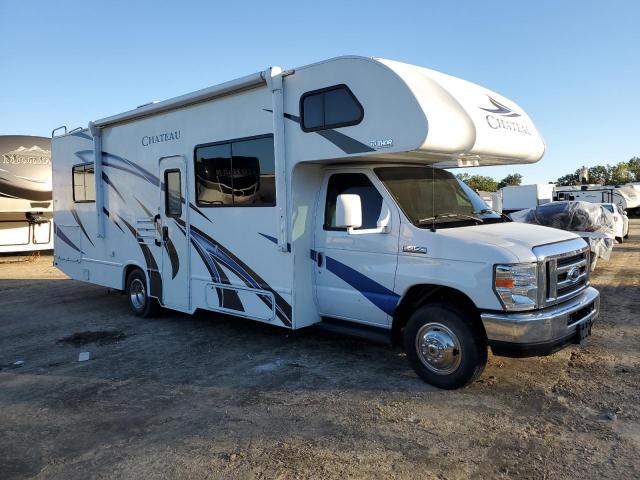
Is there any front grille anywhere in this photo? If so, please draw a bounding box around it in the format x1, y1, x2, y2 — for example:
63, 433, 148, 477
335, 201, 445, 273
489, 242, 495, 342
543, 249, 589, 306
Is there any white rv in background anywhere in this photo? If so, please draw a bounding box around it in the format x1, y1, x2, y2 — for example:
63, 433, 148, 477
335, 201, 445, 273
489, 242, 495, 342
0, 136, 54, 253
52, 56, 599, 389
500, 183, 555, 213
554, 184, 640, 214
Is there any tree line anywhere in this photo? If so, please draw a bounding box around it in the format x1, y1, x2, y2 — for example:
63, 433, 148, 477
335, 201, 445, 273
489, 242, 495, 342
555, 157, 640, 186
456, 157, 640, 192
456, 173, 522, 192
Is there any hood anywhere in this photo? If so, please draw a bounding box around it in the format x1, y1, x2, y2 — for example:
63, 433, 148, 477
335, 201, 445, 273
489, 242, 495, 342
429, 222, 583, 263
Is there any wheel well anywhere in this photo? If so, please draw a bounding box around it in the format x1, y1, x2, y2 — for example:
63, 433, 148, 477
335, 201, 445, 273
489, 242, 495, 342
391, 284, 485, 345
122, 264, 143, 291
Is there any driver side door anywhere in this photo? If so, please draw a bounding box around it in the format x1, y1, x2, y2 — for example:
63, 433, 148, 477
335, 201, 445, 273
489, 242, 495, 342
313, 170, 400, 327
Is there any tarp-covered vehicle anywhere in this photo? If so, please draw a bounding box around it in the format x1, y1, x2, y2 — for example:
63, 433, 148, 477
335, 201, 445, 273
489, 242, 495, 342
511, 201, 616, 270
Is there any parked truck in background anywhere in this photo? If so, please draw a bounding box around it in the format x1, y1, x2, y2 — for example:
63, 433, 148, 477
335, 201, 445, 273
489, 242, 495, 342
51, 56, 600, 389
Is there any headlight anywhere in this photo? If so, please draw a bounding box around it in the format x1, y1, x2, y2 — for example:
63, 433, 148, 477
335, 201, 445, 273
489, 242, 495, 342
494, 263, 538, 311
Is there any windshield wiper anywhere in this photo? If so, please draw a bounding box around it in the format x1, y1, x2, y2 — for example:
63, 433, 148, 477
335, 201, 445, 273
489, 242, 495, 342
417, 213, 483, 231
475, 208, 512, 222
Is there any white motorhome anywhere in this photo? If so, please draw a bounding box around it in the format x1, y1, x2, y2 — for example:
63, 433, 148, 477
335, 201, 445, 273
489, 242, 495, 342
554, 185, 640, 214
500, 183, 555, 214
0, 135, 54, 253
52, 56, 599, 389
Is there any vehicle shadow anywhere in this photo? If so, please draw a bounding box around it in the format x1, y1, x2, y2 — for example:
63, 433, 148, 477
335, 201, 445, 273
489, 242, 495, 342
0, 277, 439, 395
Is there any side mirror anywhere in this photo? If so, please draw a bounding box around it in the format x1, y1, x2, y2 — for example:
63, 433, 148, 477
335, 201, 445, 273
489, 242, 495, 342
335, 194, 362, 229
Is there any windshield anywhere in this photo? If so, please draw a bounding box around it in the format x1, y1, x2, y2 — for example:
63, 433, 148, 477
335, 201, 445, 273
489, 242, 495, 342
374, 166, 502, 228
602, 204, 614, 213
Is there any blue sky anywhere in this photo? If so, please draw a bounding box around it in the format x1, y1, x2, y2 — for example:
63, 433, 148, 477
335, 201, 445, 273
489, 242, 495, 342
1, 0, 638, 183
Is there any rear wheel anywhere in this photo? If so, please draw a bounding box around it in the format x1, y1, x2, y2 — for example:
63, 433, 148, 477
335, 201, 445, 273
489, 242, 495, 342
404, 303, 487, 389
616, 236, 623, 244
126, 269, 159, 317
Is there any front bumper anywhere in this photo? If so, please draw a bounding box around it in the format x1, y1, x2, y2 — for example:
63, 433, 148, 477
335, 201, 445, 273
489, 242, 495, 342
481, 287, 600, 357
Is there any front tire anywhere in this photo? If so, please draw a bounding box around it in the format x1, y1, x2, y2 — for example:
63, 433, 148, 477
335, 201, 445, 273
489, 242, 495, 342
126, 269, 159, 318
404, 303, 487, 389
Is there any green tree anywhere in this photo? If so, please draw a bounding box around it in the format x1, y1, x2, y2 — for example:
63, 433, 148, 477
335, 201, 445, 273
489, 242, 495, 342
456, 174, 498, 192
627, 157, 640, 182
608, 162, 634, 185
556, 170, 580, 186
556, 157, 640, 186
497, 173, 523, 189
588, 165, 610, 185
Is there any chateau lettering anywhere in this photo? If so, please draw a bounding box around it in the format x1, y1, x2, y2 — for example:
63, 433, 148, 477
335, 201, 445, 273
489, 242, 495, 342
485, 115, 532, 135
141, 130, 181, 146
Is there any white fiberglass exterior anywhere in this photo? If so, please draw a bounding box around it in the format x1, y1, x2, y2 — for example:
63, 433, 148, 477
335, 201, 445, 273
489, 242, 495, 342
51, 55, 582, 340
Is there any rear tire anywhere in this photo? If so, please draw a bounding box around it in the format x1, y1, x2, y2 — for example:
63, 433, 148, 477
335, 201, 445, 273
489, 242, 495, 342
403, 303, 487, 389
126, 269, 160, 318
616, 236, 623, 244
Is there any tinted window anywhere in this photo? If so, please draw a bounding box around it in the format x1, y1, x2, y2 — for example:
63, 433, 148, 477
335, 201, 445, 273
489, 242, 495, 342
324, 87, 363, 126
301, 85, 363, 132
324, 173, 382, 230
194, 135, 276, 207
165, 170, 182, 217
232, 136, 275, 206
302, 94, 323, 130
195, 143, 232, 205
72, 164, 95, 202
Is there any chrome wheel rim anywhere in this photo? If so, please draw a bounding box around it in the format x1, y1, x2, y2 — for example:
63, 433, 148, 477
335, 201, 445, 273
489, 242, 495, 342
415, 322, 462, 375
130, 278, 146, 310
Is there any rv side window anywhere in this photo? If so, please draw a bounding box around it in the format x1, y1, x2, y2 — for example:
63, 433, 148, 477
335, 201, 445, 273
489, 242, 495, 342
164, 169, 182, 217
300, 85, 363, 132
194, 135, 275, 207
324, 173, 382, 231
72, 164, 95, 203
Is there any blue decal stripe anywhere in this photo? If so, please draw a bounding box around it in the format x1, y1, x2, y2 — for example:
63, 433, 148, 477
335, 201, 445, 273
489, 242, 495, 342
54, 224, 84, 255
325, 256, 399, 316
188, 224, 292, 326
102, 207, 124, 233
189, 203, 212, 223
70, 209, 95, 247
102, 172, 125, 202
102, 161, 151, 183
103, 152, 160, 187
258, 232, 278, 244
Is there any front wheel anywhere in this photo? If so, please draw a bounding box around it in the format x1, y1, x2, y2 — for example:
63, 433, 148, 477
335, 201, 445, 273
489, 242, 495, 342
126, 269, 160, 318
404, 303, 487, 389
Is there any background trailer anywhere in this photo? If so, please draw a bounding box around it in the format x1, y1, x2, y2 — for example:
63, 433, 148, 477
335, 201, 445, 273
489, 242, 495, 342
0, 135, 53, 253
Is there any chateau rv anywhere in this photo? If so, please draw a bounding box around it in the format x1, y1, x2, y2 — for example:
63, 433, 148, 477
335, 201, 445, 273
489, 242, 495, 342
52, 56, 599, 389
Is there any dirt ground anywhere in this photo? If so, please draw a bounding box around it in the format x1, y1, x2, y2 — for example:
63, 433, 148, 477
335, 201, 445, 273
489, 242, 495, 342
1, 222, 639, 480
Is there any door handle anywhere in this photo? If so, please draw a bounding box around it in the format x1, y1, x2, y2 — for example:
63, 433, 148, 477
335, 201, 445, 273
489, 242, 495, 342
162, 226, 169, 242
317, 252, 323, 267
154, 215, 162, 246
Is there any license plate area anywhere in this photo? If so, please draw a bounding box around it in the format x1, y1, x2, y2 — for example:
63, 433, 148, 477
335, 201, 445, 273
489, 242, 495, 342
576, 318, 593, 344
567, 301, 595, 326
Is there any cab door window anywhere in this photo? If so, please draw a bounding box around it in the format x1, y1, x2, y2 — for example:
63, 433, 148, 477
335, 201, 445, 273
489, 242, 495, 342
324, 173, 383, 231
